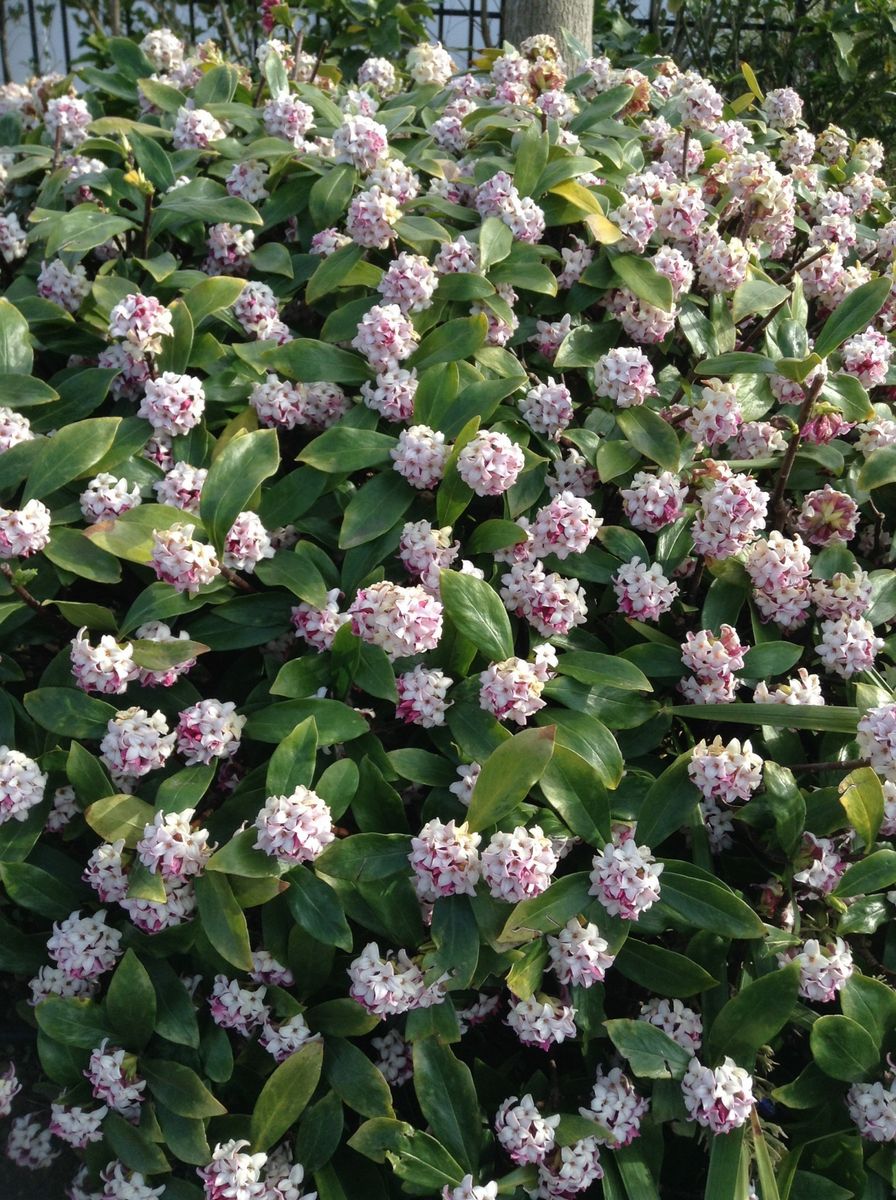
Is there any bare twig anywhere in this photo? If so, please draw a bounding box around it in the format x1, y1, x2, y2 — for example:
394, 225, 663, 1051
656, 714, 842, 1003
0, 563, 43, 613
769, 372, 826, 530
788, 758, 870, 773
220, 566, 255, 593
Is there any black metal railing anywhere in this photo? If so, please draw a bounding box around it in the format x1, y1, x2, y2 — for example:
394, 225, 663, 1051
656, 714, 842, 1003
0, 0, 504, 83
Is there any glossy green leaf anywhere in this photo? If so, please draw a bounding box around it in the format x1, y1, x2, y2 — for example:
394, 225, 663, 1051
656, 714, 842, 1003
250, 1038, 324, 1151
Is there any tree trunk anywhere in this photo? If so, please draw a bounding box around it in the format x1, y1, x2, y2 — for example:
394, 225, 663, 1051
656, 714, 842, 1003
502, 0, 594, 54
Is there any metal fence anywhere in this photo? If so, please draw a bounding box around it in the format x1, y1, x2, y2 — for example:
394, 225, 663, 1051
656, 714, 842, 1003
1, 0, 505, 83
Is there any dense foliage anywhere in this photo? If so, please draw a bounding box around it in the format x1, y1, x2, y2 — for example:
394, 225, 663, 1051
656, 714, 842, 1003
1, 23, 896, 1200
600, 0, 896, 151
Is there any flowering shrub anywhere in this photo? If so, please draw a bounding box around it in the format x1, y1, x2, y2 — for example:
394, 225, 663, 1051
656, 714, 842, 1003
1, 23, 896, 1200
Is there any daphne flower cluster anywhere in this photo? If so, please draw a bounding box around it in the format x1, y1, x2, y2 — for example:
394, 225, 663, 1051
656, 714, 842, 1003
481, 825, 558, 902
681, 1057, 754, 1134
589, 829, 663, 920
688, 736, 763, 803
254, 786, 334, 864
778, 936, 854, 1002
348, 942, 445, 1016
582, 1067, 649, 1146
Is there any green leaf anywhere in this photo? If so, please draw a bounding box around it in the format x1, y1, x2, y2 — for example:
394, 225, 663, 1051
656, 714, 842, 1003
245, 699, 368, 746
286, 867, 353, 951
554, 322, 617, 369
535, 709, 623, 790
141, 1058, 227, 1118
604, 1018, 692, 1079
412, 1042, 481, 1172
658, 864, 765, 938
205, 829, 281, 878
299, 427, 397, 473
858, 446, 896, 492
634, 754, 698, 850
22, 416, 121, 502
264, 338, 371, 385
130, 638, 208, 672
750, 1110, 781, 1200
24, 687, 115, 738
250, 1038, 324, 1151
105, 1111, 170, 1176
706, 963, 800, 1067
695, 352, 778, 376
326, 1037, 393, 1118
315, 834, 411, 883
409, 315, 488, 370
143, 958, 200, 1048
439, 568, 513, 663
840, 973, 896, 1044
0, 374, 56, 404
44, 204, 136, 256
305, 243, 365, 304
0, 298, 33, 373
838, 766, 884, 849
819, 373, 874, 424
479, 216, 513, 272
615, 407, 680, 471
129, 128, 175, 191
35, 996, 112, 1048
513, 122, 550, 197
665, 703, 859, 733
255, 546, 329, 608
156, 298, 194, 375
739, 641, 803, 679
181, 276, 246, 326
429, 894, 479, 990
348, 1118, 465, 1190
194, 872, 253, 971
498, 873, 594, 947
266, 717, 318, 796
466, 725, 555, 832
157, 1105, 211, 1166
43, 527, 122, 584
704, 1125, 747, 1200
762, 762, 806, 858
338, 472, 413, 550
610, 254, 674, 311
732, 279, 790, 323
66, 741, 113, 805
85, 793, 155, 847
200, 428, 280, 551
539, 745, 611, 845
814, 276, 892, 358
296, 1091, 344, 1174
810, 1014, 879, 1082
557, 652, 651, 692
309, 164, 357, 229
0, 861, 85, 919
107, 950, 157, 1049
614, 940, 719, 998
834, 848, 896, 898
155, 766, 215, 812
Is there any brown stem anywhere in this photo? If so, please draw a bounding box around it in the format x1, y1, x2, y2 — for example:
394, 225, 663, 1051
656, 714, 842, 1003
0, 563, 43, 613
220, 566, 255, 593
52, 125, 62, 171
781, 244, 829, 284
739, 300, 786, 352
140, 193, 152, 259
291, 28, 305, 82
788, 758, 870, 773
680, 127, 690, 180
308, 41, 328, 85
769, 373, 826, 531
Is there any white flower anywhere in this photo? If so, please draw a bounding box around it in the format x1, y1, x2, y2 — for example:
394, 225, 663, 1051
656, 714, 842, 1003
0, 747, 47, 824
254, 786, 334, 865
